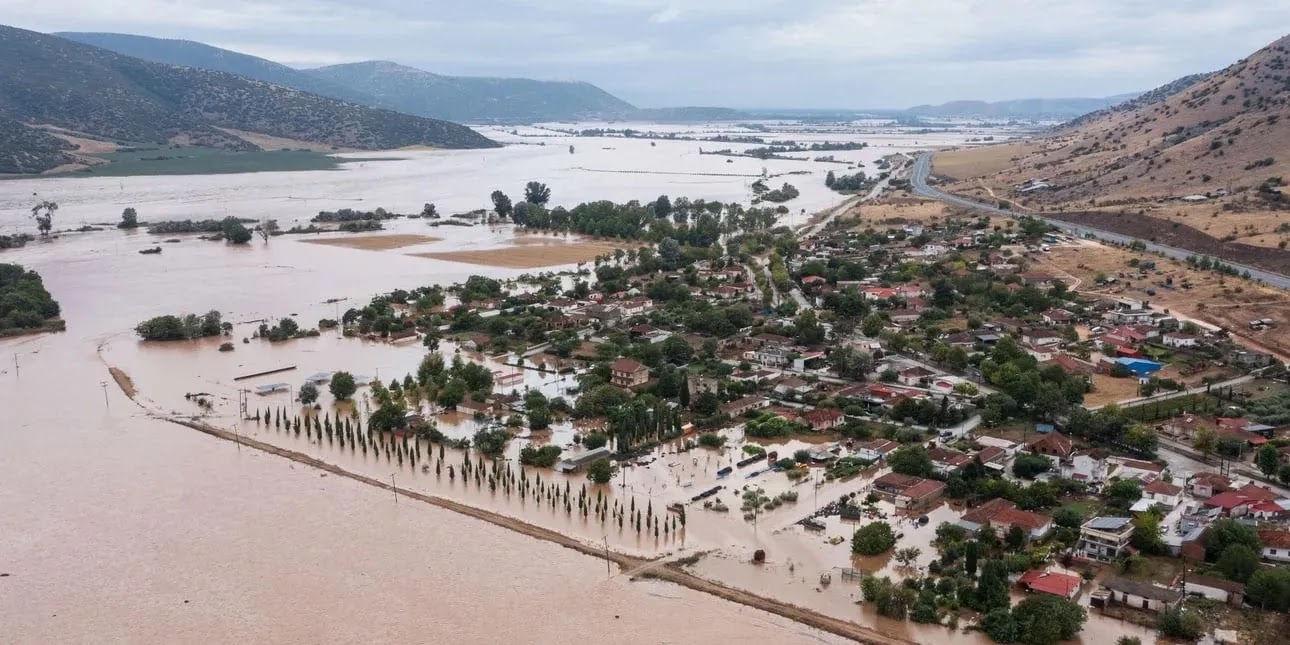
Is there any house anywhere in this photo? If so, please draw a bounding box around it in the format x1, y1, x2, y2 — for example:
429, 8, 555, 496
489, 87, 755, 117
1017, 569, 1082, 599
719, 396, 770, 417
1110, 458, 1165, 483
610, 358, 649, 388
1041, 309, 1075, 325
928, 447, 972, 476
803, 408, 846, 431
1041, 354, 1097, 378
1114, 357, 1164, 378
1258, 529, 1290, 563
1183, 574, 1245, 605
554, 447, 614, 473
1065, 449, 1109, 485
854, 439, 899, 462
973, 446, 1009, 471
1022, 329, 1065, 347
897, 366, 936, 386
1161, 333, 1200, 349
1160, 413, 1213, 440
1101, 576, 1182, 613
961, 498, 1053, 539
1142, 479, 1184, 507
871, 472, 946, 509
1027, 432, 1074, 463
457, 398, 493, 417
1021, 341, 1056, 362
1189, 472, 1233, 499
1203, 492, 1255, 517
1077, 517, 1134, 560
747, 345, 792, 368
976, 436, 1020, 457
773, 377, 815, 399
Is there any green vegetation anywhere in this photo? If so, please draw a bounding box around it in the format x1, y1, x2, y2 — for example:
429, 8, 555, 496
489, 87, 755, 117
518, 445, 562, 468
1245, 567, 1290, 611
888, 445, 934, 477
329, 371, 357, 401
134, 310, 226, 341
72, 148, 391, 177
0, 233, 34, 249
982, 594, 1086, 645
1156, 608, 1204, 640
586, 458, 614, 484
298, 382, 319, 405
852, 521, 896, 555
118, 207, 139, 229
0, 25, 496, 174
0, 264, 61, 335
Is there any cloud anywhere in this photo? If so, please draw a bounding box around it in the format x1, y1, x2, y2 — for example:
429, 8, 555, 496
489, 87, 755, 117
2, 0, 1287, 107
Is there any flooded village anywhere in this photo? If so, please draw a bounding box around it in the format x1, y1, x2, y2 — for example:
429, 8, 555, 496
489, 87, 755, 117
5, 120, 1290, 645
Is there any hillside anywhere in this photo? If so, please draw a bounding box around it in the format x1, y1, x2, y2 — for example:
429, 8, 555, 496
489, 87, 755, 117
56, 32, 378, 106
0, 26, 497, 174
931, 33, 1290, 267
308, 61, 637, 123
907, 95, 1137, 120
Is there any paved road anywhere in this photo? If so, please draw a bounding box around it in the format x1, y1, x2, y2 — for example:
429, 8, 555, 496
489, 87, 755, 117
908, 152, 1290, 291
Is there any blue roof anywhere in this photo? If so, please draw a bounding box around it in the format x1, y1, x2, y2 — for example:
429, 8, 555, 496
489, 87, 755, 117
1087, 516, 1132, 530
1115, 357, 1163, 368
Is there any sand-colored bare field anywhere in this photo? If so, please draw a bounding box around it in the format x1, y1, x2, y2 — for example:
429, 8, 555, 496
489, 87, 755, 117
932, 142, 1041, 180
413, 241, 633, 268
847, 197, 952, 228
217, 127, 360, 153
301, 234, 442, 251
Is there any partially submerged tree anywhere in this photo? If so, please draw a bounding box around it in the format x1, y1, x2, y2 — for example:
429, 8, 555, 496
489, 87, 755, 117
30, 200, 57, 235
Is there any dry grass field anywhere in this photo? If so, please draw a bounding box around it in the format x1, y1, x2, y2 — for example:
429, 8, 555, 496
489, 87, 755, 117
301, 234, 441, 251
413, 240, 632, 268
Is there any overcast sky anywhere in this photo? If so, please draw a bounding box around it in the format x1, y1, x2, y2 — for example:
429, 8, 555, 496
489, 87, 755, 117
5, 0, 1289, 108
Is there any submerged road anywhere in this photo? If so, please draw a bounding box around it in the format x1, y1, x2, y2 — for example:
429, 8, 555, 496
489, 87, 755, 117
908, 153, 1290, 291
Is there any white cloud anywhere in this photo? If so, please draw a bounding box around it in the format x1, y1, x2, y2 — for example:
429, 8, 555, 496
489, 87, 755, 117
3, 0, 1287, 107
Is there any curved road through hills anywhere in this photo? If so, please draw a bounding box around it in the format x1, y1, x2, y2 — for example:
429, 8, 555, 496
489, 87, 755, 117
909, 153, 1290, 291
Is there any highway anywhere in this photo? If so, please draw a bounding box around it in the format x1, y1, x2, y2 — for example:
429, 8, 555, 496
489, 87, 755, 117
908, 152, 1290, 291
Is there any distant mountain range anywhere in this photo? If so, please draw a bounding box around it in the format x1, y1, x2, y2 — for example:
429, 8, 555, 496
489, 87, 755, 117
903, 95, 1141, 120
56, 32, 739, 124
0, 25, 497, 174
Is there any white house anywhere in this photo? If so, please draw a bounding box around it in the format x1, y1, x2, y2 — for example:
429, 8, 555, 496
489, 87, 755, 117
1183, 575, 1245, 605
1162, 333, 1200, 349
1102, 577, 1181, 613
1258, 529, 1290, 563
1064, 450, 1109, 485
854, 439, 899, 462
1142, 479, 1184, 507
1078, 517, 1134, 561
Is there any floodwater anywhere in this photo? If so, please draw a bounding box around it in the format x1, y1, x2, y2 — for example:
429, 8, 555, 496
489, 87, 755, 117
0, 121, 1147, 643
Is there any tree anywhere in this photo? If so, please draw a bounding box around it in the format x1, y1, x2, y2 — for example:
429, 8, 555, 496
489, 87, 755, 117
1245, 567, 1290, 611
1005, 525, 1028, 550
825, 170, 836, 188
1257, 444, 1281, 477
1105, 479, 1142, 509
582, 432, 609, 450
490, 190, 513, 217
981, 608, 1018, 643
298, 382, 319, 405
1193, 426, 1218, 458
974, 558, 1011, 612
1204, 518, 1262, 561
586, 458, 614, 484
1216, 543, 1260, 583
221, 217, 252, 244
519, 445, 562, 468
831, 346, 874, 380
119, 207, 139, 229
1157, 608, 1204, 640
329, 371, 357, 401
852, 521, 896, 555
524, 181, 551, 206
888, 445, 933, 478
862, 313, 884, 337
1130, 512, 1166, 555
659, 237, 683, 269
894, 547, 921, 566
30, 200, 57, 235
964, 539, 980, 575
421, 203, 439, 218
1012, 453, 1052, 479
1011, 594, 1086, 645
660, 334, 693, 364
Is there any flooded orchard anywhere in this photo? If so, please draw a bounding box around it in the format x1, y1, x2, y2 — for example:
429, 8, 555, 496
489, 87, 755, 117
1, 121, 1155, 644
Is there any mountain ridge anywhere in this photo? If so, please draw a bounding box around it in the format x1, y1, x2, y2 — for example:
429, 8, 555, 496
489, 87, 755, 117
0, 26, 497, 174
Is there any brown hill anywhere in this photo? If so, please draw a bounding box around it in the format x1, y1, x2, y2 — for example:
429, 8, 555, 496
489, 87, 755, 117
933, 34, 1290, 256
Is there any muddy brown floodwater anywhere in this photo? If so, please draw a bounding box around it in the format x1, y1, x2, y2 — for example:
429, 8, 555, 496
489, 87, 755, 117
0, 131, 1157, 642
0, 220, 860, 644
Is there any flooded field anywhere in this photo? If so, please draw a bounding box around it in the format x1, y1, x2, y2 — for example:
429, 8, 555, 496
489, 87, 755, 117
3, 120, 1145, 643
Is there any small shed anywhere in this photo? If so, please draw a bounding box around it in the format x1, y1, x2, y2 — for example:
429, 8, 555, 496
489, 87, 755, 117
1183, 574, 1244, 605
555, 447, 614, 473
1101, 576, 1181, 613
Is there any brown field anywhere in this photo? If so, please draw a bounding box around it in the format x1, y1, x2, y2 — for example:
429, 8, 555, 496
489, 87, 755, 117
412, 240, 633, 269
932, 141, 1043, 180
1085, 374, 1143, 408
301, 234, 441, 251
847, 197, 953, 228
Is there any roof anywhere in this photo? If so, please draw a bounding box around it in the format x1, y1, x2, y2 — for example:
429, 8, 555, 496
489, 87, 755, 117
1084, 516, 1132, 531
901, 479, 946, 500
1102, 576, 1183, 603
1258, 529, 1290, 549
1143, 480, 1183, 496
1018, 570, 1082, 597
874, 472, 923, 489
610, 357, 646, 373
1184, 574, 1245, 595
1027, 432, 1073, 457
1204, 492, 1255, 510
1117, 459, 1164, 473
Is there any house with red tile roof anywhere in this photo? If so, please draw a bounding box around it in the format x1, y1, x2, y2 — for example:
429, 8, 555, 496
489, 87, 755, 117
872, 472, 945, 509
961, 498, 1053, 539
1018, 569, 1082, 599
610, 357, 649, 388
1027, 432, 1074, 462
803, 408, 845, 431
1142, 479, 1183, 507
1189, 472, 1234, 499
1258, 529, 1290, 563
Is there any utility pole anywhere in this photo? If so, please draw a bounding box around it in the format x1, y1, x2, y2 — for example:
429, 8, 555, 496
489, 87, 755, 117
391, 473, 397, 503
603, 534, 611, 578
100, 381, 109, 407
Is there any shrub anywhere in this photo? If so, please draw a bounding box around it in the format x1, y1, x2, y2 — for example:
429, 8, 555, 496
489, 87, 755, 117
852, 521, 896, 555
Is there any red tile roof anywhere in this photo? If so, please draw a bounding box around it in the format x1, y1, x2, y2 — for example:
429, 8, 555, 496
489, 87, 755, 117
1018, 570, 1082, 598
1258, 529, 1290, 549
